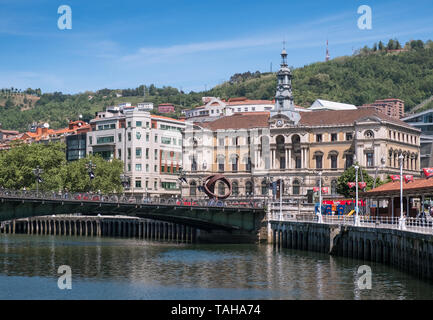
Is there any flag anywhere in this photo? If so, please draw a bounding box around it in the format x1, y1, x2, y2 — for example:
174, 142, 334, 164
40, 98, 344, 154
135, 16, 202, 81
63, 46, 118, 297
423, 168, 433, 179
347, 182, 356, 189
89, 171, 95, 180
358, 182, 367, 190
321, 187, 329, 194
404, 175, 414, 183
390, 175, 401, 182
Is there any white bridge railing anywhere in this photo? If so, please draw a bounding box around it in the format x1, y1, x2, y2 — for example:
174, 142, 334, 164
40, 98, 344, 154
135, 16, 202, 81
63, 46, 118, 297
270, 213, 433, 235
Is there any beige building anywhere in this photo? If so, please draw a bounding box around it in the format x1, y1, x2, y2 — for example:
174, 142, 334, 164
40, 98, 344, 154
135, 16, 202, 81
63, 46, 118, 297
182, 50, 421, 201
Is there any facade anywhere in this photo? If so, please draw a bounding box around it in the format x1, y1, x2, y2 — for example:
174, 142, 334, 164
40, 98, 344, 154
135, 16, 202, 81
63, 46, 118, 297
87, 105, 184, 197
361, 99, 405, 120
402, 109, 433, 168
182, 50, 421, 201
158, 103, 175, 114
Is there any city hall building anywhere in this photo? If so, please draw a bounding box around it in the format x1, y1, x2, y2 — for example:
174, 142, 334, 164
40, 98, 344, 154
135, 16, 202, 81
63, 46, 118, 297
182, 50, 421, 201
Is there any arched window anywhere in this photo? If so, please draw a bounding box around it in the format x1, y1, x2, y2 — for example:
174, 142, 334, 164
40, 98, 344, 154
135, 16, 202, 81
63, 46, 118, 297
190, 181, 197, 196
217, 154, 225, 172
293, 179, 300, 195
232, 181, 239, 196
245, 181, 253, 196
261, 180, 268, 195
230, 154, 239, 172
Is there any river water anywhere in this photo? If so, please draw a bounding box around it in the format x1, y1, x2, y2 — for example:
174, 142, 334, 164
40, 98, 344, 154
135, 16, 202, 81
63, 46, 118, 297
0, 234, 432, 300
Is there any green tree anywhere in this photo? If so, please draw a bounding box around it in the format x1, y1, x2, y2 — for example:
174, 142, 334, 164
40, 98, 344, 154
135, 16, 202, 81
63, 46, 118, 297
336, 164, 382, 198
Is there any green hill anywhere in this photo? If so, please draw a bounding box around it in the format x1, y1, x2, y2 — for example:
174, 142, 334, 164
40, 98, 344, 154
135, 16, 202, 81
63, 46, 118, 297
1, 39, 432, 132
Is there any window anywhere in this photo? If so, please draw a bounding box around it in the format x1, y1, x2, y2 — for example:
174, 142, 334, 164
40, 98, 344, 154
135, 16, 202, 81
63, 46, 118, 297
232, 182, 239, 196
135, 164, 142, 171
364, 130, 374, 139
146, 148, 149, 159
246, 157, 252, 172
346, 133, 353, 141
96, 136, 114, 144
127, 148, 131, 159
280, 157, 286, 169
154, 165, 157, 172
155, 135, 158, 143
219, 138, 224, 146
135, 180, 142, 188
161, 137, 171, 144
331, 180, 337, 195
154, 181, 158, 190
136, 132, 141, 140
118, 133, 122, 142
154, 149, 158, 160
127, 121, 131, 128
146, 134, 149, 142
292, 180, 300, 195
331, 155, 337, 169
89, 136, 93, 145
136, 148, 142, 158
295, 157, 301, 169
331, 133, 338, 142
136, 121, 142, 127
146, 164, 149, 172
366, 152, 374, 167
261, 180, 268, 195
316, 134, 322, 142
345, 154, 353, 169
316, 155, 323, 169
191, 158, 197, 171
118, 149, 121, 159
127, 132, 131, 141
245, 181, 253, 195
127, 164, 131, 171
218, 182, 225, 196
218, 160, 224, 172
190, 181, 197, 196
232, 156, 238, 172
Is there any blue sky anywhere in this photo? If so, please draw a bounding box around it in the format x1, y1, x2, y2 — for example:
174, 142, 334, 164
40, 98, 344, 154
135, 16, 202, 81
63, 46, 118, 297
0, 0, 432, 94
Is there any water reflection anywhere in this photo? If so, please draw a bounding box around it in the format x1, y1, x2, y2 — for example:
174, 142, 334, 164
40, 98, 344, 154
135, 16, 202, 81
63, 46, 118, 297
0, 234, 432, 299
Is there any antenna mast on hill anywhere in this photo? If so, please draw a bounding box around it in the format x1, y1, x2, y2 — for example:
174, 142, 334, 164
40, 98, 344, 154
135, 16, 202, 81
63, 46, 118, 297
326, 39, 330, 62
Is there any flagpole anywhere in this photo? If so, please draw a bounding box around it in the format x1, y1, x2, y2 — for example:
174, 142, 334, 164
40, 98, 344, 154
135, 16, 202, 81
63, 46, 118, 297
318, 172, 323, 223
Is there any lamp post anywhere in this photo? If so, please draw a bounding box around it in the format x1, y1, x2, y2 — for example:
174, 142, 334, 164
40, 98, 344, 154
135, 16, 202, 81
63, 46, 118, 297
398, 154, 406, 230
85, 160, 96, 192
32, 166, 43, 197
354, 165, 360, 226
120, 173, 130, 200
317, 171, 323, 223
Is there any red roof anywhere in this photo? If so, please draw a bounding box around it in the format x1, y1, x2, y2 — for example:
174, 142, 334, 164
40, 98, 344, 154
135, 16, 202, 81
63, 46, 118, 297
366, 178, 433, 196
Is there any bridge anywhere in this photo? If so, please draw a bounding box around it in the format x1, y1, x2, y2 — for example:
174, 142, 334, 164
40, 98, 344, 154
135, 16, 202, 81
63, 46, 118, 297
0, 189, 267, 243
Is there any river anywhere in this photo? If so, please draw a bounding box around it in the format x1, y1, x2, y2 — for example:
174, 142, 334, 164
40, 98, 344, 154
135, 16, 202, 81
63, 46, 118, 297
0, 234, 432, 300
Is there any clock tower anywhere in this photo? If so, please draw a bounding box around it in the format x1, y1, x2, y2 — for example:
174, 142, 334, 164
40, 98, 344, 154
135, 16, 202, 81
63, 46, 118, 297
270, 47, 300, 125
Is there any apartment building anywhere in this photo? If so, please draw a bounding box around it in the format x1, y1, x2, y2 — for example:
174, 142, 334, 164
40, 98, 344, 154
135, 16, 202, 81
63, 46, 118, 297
87, 105, 185, 197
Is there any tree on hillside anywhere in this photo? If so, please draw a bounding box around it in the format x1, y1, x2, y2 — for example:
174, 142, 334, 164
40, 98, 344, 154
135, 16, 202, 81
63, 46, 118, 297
378, 41, 385, 51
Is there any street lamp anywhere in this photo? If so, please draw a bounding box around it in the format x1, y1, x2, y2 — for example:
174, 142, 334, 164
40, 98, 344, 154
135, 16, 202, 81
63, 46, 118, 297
32, 166, 43, 196
353, 165, 360, 226
85, 160, 96, 192
398, 154, 406, 230
120, 173, 130, 199
317, 171, 323, 223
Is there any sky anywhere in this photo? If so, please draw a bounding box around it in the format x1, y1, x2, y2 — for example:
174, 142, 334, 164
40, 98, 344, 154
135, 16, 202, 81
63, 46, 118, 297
0, 0, 432, 94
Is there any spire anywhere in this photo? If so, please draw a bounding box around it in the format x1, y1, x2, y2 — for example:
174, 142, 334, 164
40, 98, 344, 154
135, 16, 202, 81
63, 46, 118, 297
281, 40, 288, 66
326, 39, 330, 62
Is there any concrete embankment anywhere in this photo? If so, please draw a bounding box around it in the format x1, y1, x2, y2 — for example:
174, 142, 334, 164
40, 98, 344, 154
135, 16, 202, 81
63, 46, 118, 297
270, 221, 433, 281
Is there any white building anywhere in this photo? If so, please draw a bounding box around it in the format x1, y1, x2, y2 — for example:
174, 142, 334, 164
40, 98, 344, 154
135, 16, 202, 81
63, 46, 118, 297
309, 99, 357, 111
137, 102, 154, 111
185, 97, 308, 121
87, 105, 185, 198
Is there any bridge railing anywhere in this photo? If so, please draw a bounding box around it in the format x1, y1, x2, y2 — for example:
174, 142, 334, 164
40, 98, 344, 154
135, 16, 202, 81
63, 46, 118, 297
0, 189, 266, 210
272, 213, 433, 235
